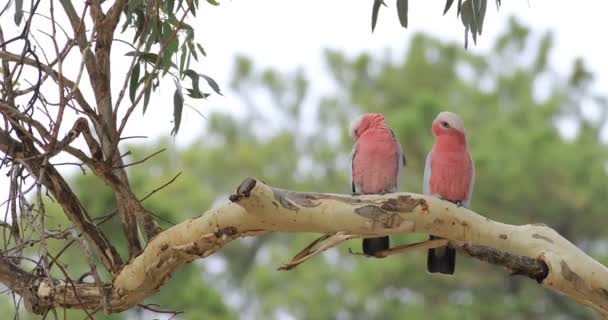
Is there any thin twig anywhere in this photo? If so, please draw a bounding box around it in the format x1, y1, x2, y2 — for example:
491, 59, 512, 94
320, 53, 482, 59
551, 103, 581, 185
113, 148, 165, 169
137, 303, 183, 319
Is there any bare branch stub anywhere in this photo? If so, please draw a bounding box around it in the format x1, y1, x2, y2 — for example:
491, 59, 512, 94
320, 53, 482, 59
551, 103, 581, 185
230, 176, 258, 202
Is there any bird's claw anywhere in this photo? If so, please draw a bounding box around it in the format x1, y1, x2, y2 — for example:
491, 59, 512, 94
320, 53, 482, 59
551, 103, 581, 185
432, 195, 463, 207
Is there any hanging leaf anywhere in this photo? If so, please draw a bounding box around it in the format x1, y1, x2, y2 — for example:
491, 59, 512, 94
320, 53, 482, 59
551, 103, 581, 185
196, 43, 207, 57
188, 41, 198, 61
396, 0, 408, 28
14, 0, 23, 25
129, 63, 141, 103
457, 0, 463, 17
179, 45, 187, 74
166, 0, 175, 15
371, 0, 384, 32
476, 0, 487, 35
187, 0, 196, 16
470, 0, 478, 44
200, 74, 222, 96
144, 16, 160, 52
186, 89, 210, 99
125, 51, 177, 69
131, 10, 145, 40
162, 37, 179, 73
443, 0, 454, 15
143, 73, 153, 114
171, 85, 184, 135
183, 69, 201, 97
460, 0, 486, 47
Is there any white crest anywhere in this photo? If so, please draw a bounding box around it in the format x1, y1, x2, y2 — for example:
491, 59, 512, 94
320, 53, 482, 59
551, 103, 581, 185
349, 114, 366, 140
437, 111, 466, 134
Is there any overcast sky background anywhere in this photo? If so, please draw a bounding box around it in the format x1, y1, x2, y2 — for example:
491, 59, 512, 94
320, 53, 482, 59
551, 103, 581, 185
1, 1, 608, 214
133, 0, 608, 144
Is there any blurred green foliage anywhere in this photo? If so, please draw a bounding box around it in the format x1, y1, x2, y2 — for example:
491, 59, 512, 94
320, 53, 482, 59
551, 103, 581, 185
7, 17, 608, 319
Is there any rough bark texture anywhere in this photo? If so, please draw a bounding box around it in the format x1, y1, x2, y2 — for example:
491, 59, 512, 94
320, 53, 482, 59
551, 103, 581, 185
0, 108, 123, 272
1, 178, 605, 316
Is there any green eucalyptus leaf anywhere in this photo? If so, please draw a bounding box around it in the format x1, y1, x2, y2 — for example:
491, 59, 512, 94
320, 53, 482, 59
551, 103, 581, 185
172, 86, 184, 135
179, 46, 187, 74
129, 63, 141, 103
187, 0, 196, 16
145, 16, 160, 52
14, 0, 23, 25
457, 0, 463, 17
443, 0, 454, 15
183, 69, 201, 96
468, 0, 478, 36
188, 41, 198, 61
162, 36, 179, 73
166, 0, 175, 15
371, 0, 383, 32
476, 0, 487, 35
125, 51, 169, 67
186, 88, 210, 99
200, 73, 222, 96
196, 43, 207, 57
396, 0, 408, 28
143, 73, 152, 114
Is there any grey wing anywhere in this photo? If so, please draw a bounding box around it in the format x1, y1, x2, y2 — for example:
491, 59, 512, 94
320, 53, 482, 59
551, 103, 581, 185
462, 153, 475, 208
391, 130, 406, 191
350, 145, 359, 193
422, 151, 432, 195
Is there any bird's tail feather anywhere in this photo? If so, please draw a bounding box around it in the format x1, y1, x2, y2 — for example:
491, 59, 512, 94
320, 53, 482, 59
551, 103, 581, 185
427, 235, 456, 274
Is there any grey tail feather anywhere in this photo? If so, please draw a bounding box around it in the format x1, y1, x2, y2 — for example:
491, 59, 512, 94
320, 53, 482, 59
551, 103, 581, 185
362, 236, 389, 255
427, 235, 456, 275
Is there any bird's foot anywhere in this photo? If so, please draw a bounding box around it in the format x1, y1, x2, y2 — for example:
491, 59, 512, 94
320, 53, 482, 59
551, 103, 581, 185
432, 195, 463, 207
452, 200, 464, 207
431, 194, 445, 201
351, 192, 363, 196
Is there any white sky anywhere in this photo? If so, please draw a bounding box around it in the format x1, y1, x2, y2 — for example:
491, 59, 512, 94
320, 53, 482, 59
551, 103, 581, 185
164, 0, 608, 141
1, 0, 608, 212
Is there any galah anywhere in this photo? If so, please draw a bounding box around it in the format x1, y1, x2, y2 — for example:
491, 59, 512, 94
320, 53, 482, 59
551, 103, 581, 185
424, 111, 475, 275
349, 113, 406, 256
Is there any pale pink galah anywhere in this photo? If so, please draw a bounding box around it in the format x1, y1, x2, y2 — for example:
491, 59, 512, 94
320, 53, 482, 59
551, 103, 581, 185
424, 111, 475, 274
350, 113, 406, 256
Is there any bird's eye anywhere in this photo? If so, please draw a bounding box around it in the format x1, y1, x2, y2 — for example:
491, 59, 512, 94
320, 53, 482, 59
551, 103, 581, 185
440, 121, 450, 128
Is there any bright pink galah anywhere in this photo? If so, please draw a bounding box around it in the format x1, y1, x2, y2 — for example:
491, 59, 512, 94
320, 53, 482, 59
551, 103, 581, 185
349, 113, 406, 256
424, 111, 475, 275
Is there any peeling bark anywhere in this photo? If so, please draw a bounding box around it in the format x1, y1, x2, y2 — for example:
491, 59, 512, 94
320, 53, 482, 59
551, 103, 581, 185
1, 178, 606, 317
0, 123, 122, 272
0, 178, 608, 316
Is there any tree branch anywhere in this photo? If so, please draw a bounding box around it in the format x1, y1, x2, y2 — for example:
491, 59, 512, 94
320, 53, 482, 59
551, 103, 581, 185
4, 178, 607, 317
0, 129, 123, 272
456, 242, 549, 282
0, 50, 96, 116
0, 256, 50, 314
58, 0, 97, 87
